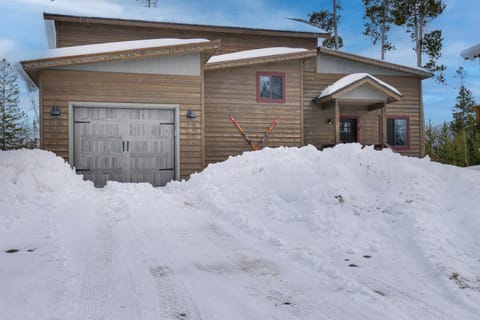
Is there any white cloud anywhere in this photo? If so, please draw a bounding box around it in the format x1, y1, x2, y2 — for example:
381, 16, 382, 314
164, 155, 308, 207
0, 39, 18, 59
14, 0, 125, 16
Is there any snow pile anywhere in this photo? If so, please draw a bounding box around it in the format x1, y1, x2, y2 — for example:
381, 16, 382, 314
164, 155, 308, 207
2, 145, 480, 320
0, 149, 91, 195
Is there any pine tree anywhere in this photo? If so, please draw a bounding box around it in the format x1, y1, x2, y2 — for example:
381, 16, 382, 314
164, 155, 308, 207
363, 0, 396, 60
449, 67, 480, 166
435, 122, 454, 164
391, 0, 446, 82
309, 1, 343, 49
29, 91, 39, 148
0, 58, 27, 150
289, 1, 343, 49
424, 119, 437, 160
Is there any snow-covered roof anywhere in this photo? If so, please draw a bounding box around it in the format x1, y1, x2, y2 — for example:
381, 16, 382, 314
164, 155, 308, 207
205, 47, 315, 70
318, 73, 401, 99
207, 47, 309, 64
460, 43, 480, 60
20, 38, 219, 87
43, 10, 328, 45
24, 38, 210, 61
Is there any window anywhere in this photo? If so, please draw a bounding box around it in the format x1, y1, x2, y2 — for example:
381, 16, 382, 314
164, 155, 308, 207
387, 116, 409, 147
256, 72, 285, 103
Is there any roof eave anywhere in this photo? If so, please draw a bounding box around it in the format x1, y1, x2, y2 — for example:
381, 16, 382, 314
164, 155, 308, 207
21, 39, 220, 86
315, 77, 402, 104
43, 12, 329, 39
317, 47, 433, 79
205, 50, 316, 70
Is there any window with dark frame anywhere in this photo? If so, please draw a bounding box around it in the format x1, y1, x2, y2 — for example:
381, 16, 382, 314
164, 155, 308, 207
387, 117, 408, 147
257, 72, 285, 103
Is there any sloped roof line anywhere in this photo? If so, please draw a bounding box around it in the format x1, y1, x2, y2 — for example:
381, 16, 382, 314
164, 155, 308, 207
20, 38, 220, 86
205, 48, 316, 70
314, 73, 402, 105
43, 12, 329, 39
317, 47, 432, 79
319, 73, 401, 99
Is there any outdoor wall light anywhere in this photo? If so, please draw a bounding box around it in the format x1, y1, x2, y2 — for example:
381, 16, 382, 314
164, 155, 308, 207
327, 118, 333, 125
186, 109, 196, 119
50, 106, 61, 116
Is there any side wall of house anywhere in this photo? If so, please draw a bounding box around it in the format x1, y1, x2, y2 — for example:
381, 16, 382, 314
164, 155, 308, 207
39, 69, 203, 179
303, 57, 423, 157
204, 60, 303, 164
54, 21, 317, 54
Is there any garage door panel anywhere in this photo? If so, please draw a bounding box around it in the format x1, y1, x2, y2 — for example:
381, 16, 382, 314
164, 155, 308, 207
74, 106, 176, 187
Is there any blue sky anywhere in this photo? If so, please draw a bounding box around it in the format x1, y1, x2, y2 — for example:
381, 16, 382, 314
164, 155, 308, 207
1, 0, 479, 125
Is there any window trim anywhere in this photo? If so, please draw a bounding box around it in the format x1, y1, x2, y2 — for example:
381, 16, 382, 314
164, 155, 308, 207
386, 115, 410, 149
256, 72, 286, 103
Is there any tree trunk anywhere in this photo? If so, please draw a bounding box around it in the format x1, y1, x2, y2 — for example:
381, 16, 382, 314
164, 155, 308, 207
417, 1, 423, 68
381, 1, 387, 60
333, 0, 339, 50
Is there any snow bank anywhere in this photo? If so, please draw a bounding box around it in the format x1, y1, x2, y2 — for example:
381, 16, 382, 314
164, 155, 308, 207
0, 149, 95, 320
170, 144, 480, 318
0, 149, 92, 195
2, 146, 480, 320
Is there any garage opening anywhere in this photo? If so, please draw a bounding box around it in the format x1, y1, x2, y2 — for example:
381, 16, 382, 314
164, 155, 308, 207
70, 103, 178, 187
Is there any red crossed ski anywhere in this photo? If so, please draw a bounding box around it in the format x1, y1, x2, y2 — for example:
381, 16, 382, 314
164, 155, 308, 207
229, 115, 279, 151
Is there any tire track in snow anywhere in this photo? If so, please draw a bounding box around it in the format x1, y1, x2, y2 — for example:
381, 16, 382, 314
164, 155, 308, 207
111, 189, 205, 320
150, 265, 203, 320
76, 225, 115, 320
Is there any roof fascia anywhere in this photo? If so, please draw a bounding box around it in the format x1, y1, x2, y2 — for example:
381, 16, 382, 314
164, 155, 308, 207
43, 13, 329, 39
205, 50, 316, 70
21, 40, 220, 85
317, 47, 432, 79
317, 77, 401, 104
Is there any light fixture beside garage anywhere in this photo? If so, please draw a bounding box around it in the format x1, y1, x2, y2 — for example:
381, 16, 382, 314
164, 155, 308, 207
186, 109, 196, 119
50, 106, 61, 116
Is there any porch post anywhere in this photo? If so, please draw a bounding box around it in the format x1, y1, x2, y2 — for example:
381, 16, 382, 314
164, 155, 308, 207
334, 99, 340, 143
381, 101, 387, 145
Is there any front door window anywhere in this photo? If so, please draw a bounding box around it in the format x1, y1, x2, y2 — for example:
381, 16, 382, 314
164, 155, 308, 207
340, 118, 357, 143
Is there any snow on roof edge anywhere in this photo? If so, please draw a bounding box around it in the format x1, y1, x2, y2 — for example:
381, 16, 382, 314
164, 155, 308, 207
207, 47, 309, 64
461, 44, 480, 60
21, 38, 211, 62
45, 20, 56, 49
318, 73, 401, 99
43, 10, 327, 35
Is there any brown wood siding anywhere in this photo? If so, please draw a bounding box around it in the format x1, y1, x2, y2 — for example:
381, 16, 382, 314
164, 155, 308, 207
205, 61, 302, 164
303, 57, 423, 157
380, 75, 422, 157
39, 69, 202, 179
55, 21, 317, 54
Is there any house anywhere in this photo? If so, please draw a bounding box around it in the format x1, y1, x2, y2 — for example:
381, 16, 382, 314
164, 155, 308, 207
20, 12, 431, 187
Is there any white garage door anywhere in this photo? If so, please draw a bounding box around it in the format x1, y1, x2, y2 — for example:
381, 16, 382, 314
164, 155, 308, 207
73, 107, 176, 187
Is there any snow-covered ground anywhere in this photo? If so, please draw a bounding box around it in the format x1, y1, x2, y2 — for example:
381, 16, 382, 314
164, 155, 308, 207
1, 144, 480, 320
